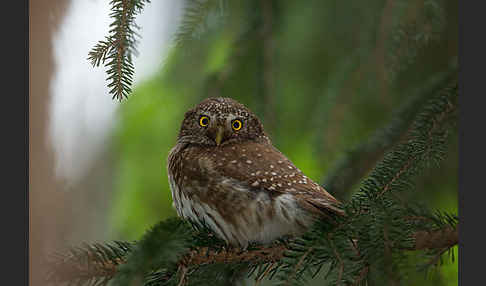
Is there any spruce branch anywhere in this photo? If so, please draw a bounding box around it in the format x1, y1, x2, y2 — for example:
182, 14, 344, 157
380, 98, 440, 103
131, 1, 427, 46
362, 79, 455, 201
174, 0, 226, 47
375, 79, 457, 200
323, 64, 457, 199
111, 218, 195, 286
45, 241, 133, 286
46, 219, 458, 286
88, 0, 150, 101
182, 243, 287, 266
339, 72, 457, 283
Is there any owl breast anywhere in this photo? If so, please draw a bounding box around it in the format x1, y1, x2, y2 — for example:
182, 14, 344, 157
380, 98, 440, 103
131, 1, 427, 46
167, 143, 315, 247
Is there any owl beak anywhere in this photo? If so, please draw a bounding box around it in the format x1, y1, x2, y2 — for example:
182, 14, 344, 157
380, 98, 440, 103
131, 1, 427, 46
215, 126, 224, 146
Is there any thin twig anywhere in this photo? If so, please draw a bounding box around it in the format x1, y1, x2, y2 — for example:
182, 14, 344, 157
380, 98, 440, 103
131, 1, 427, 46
177, 265, 188, 286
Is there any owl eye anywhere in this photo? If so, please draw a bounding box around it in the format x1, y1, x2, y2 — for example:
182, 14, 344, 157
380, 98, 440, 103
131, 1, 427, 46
232, 119, 242, 131
199, 116, 210, 127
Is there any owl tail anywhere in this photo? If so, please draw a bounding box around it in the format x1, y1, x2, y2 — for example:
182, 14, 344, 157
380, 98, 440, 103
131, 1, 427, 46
298, 195, 346, 224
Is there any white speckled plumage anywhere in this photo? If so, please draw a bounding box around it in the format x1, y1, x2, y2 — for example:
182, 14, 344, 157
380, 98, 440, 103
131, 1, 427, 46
167, 97, 343, 247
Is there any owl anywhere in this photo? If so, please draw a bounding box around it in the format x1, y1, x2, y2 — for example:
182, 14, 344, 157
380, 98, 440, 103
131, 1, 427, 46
167, 97, 344, 247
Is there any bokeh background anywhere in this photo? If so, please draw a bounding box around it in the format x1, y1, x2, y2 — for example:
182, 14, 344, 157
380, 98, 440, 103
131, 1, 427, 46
30, 0, 457, 285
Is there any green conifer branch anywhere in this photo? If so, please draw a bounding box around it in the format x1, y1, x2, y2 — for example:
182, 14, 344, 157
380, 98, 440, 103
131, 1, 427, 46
45, 241, 133, 286
174, 0, 226, 47
46, 220, 457, 286
87, 0, 150, 101
323, 64, 457, 199
277, 75, 458, 285
361, 78, 457, 202
111, 218, 196, 286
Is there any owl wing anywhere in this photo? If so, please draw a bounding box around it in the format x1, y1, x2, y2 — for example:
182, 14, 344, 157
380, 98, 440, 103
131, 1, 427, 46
204, 141, 345, 219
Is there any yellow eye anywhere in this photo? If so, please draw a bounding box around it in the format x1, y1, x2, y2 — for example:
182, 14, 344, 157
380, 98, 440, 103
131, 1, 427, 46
199, 116, 210, 127
232, 119, 242, 131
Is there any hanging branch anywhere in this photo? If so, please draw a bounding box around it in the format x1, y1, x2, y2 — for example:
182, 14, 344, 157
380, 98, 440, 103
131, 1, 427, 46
88, 0, 151, 101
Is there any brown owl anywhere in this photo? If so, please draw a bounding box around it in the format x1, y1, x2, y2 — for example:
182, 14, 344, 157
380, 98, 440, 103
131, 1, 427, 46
167, 97, 343, 247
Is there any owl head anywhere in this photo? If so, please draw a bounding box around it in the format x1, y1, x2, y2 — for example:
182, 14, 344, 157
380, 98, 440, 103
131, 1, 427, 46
177, 97, 270, 146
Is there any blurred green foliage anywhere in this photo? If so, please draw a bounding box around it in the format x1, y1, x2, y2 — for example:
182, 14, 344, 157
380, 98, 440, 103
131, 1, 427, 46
108, 0, 457, 284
